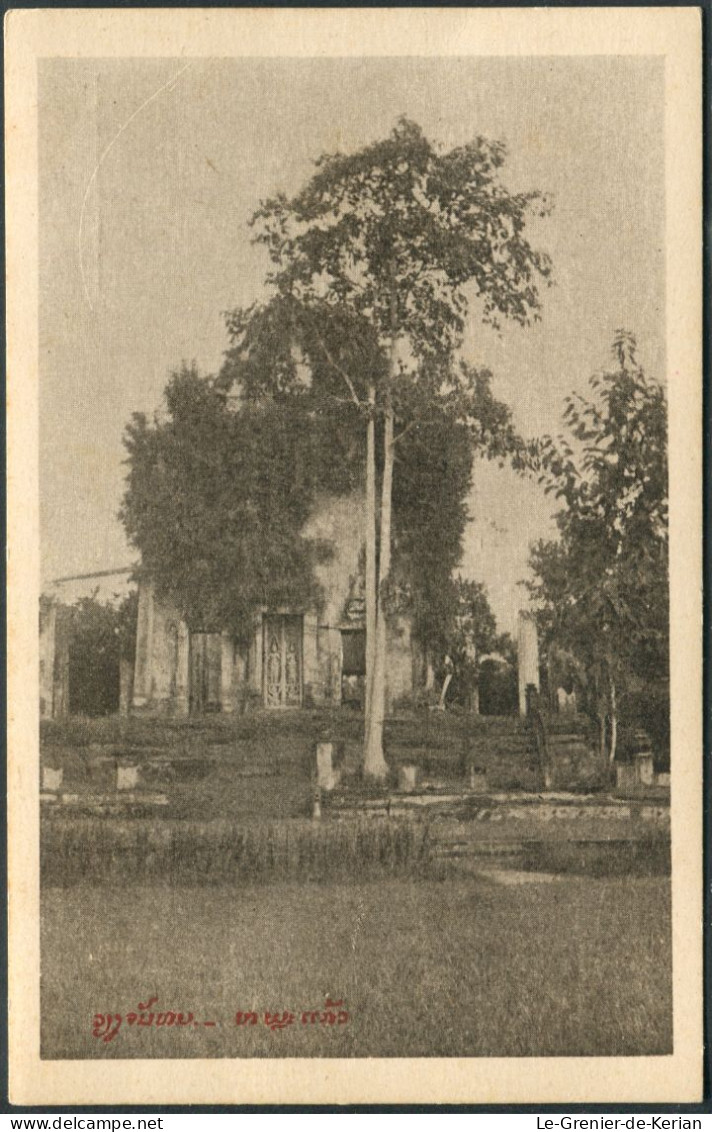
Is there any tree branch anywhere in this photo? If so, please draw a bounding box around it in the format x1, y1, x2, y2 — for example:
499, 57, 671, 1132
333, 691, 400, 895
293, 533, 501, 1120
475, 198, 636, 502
297, 303, 365, 410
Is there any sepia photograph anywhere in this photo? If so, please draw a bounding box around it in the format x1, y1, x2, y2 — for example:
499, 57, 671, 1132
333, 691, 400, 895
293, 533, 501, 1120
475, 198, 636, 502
6, 7, 703, 1106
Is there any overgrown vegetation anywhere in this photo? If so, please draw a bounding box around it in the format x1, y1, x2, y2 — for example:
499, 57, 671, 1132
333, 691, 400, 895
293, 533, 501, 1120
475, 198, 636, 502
40, 709, 623, 819
528, 332, 668, 765
41, 816, 434, 887
65, 593, 137, 716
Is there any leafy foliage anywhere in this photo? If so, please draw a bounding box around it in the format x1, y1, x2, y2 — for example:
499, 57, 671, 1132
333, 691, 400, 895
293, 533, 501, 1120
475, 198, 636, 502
120, 364, 343, 638
66, 592, 137, 716
527, 332, 668, 751
246, 117, 552, 361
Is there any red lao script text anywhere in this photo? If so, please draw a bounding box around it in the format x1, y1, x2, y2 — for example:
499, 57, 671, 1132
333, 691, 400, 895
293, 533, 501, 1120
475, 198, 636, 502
237, 998, 349, 1030
92, 996, 349, 1043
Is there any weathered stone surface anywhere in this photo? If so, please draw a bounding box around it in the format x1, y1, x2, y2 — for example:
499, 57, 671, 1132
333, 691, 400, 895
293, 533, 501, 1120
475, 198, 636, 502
316, 742, 336, 790
616, 763, 637, 790
42, 766, 63, 791
116, 765, 139, 791
634, 752, 654, 786
398, 765, 418, 793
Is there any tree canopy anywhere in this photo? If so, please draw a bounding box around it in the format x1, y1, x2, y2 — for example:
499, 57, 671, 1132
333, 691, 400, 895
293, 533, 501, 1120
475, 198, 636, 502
120, 363, 341, 638
527, 331, 668, 759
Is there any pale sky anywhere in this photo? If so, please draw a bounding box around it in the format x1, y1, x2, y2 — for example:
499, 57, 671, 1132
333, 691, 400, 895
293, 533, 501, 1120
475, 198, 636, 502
39, 56, 664, 633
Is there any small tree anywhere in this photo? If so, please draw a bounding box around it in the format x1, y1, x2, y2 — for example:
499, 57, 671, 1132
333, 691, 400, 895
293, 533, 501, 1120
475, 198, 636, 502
444, 578, 498, 710
66, 591, 137, 716
527, 331, 668, 763
225, 118, 551, 776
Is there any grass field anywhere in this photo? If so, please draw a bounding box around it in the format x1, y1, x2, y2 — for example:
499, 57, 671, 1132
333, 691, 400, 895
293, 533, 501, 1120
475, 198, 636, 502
41, 873, 672, 1060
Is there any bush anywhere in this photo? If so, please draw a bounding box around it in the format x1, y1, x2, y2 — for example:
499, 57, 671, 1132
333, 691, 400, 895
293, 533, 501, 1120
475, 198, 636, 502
618, 684, 670, 771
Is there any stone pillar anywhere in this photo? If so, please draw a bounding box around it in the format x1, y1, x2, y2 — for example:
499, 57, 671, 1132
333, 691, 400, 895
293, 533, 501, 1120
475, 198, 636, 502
39, 597, 57, 719
132, 581, 155, 708
206, 633, 222, 710
119, 658, 134, 715
302, 612, 320, 706
175, 621, 190, 716
52, 606, 70, 718
386, 618, 413, 711
248, 612, 263, 697
517, 610, 539, 716
220, 633, 235, 713
328, 627, 343, 704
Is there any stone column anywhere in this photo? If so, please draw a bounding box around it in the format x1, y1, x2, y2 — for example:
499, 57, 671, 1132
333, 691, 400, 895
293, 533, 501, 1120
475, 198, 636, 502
175, 621, 190, 716
386, 617, 413, 712
425, 651, 435, 691
132, 581, 155, 708
302, 612, 320, 706
248, 612, 263, 697
206, 633, 222, 710
328, 626, 343, 704
517, 610, 540, 716
39, 597, 57, 720
119, 658, 134, 715
220, 633, 235, 713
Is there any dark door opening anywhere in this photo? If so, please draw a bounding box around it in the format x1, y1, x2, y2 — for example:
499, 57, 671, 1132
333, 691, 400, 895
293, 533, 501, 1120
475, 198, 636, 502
341, 628, 366, 709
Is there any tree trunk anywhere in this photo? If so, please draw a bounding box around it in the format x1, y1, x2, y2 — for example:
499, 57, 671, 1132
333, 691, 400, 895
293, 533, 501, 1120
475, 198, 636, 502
364, 398, 392, 779
364, 385, 377, 729
608, 669, 617, 765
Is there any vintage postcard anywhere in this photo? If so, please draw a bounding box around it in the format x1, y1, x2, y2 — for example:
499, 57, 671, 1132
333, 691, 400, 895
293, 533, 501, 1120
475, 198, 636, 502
6, 7, 703, 1106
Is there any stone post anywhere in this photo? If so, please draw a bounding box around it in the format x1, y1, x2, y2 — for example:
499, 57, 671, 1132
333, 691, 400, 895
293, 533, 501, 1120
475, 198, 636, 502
635, 751, 655, 787
316, 741, 335, 790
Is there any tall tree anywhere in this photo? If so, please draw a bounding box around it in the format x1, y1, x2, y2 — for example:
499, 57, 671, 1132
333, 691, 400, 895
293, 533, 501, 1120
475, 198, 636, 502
223, 118, 552, 776
527, 331, 668, 762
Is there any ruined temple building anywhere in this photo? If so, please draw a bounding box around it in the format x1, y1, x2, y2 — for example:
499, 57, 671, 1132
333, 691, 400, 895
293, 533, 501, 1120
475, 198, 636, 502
40, 495, 539, 719
131, 494, 425, 715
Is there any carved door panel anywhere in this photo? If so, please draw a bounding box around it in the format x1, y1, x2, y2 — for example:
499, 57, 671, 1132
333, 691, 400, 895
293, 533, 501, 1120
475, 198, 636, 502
263, 615, 302, 707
